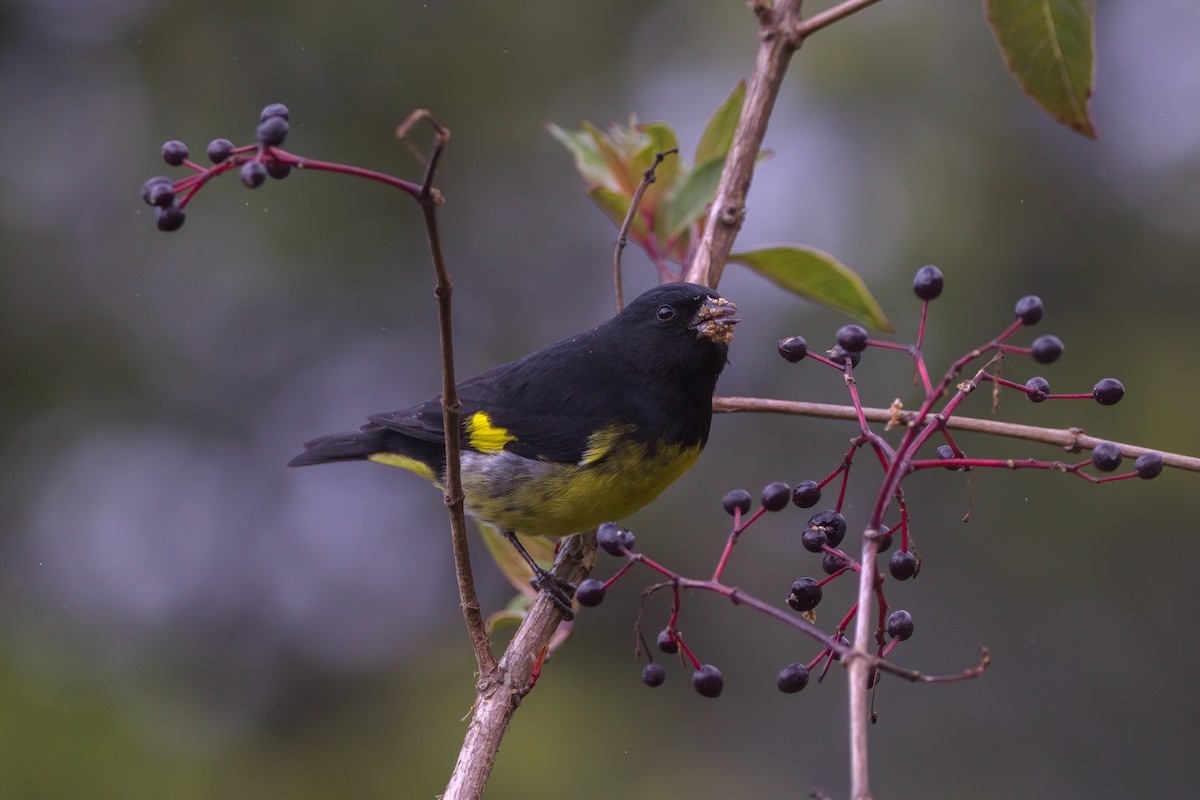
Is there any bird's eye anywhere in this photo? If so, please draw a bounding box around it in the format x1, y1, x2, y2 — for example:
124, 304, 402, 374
656, 305, 675, 321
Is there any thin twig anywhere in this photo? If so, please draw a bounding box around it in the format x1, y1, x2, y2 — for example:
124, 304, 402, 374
797, 0, 885, 38
397, 110, 497, 678
713, 396, 1199, 471
613, 148, 678, 310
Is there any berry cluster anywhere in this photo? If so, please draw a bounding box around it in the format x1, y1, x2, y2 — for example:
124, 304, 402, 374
575, 264, 1163, 706
140, 104, 426, 234
140, 104, 296, 232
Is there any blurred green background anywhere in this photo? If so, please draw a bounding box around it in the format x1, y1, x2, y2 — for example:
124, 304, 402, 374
3, 0, 1199, 797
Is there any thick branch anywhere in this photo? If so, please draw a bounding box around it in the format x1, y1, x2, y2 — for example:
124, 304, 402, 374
683, 0, 804, 287
443, 534, 596, 800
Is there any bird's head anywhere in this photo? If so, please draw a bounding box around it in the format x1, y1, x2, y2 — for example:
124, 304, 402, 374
607, 282, 738, 386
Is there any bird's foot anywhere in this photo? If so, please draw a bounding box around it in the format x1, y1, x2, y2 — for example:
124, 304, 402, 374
529, 569, 576, 621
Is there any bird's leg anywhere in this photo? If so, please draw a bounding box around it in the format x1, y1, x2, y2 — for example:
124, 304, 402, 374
502, 530, 577, 621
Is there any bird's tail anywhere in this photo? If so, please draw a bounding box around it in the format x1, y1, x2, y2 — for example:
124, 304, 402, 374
288, 427, 395, 467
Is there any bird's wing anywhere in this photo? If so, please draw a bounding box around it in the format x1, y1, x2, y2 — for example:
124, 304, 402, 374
369, 341, 621, 465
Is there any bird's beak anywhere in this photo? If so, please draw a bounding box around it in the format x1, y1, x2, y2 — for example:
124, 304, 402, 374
692, 295, 739, 344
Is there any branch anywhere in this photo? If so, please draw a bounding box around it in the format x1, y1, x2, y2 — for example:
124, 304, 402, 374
797, 0, 884, 38
444, 533, 596, 800
683, 0, 804, 287
714, 395, 1200, 471
397, 110, 497, 677
614, 148, 678, 310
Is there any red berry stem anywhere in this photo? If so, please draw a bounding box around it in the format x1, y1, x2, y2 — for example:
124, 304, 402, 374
673, 632, 703, 671
602, 558, 637, 590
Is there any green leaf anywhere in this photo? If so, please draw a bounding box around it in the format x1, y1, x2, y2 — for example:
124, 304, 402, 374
730, 246, 893, 331
663, 157, 725, 241
695, 81, 746, 165
584, 120, 638, 194
587, 185, 648, 240
986, 0, 1096, 139
547, 123, 614, 189
632, 122, 681, 216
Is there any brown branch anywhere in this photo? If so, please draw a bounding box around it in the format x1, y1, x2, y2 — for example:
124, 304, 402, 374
397, 111, 497, 678
443, 532, 596, 800
714, 395, 1200, 471
797, 0, 884, 37
683, 0, 804, 288
613, 148, 678, 311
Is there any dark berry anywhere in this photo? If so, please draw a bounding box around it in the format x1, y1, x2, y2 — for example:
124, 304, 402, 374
889, 550, 918, 581
146, 180, 176, 208
692, 664, 724, 698
642, 662, 666, 687
260, 102, 290, 121
936, 444, 962, 470
722, 489, 752, 516
821, 552, 848, 575
1135, 452, 1164, 480
656, 630, 679, 655
575, 578, 606, 607
836, 324, 870, 353
596, 522, 634, 557
761, 482, 791, 512
787, 577, 823, 612
776, 662, 810, 694
1025, 376, 1050, 403
827, 344, 862, 369
1091, 442, 1122, 472
808, 510, 847, 548
777, 335, 808, 363
140, 175, 172, 206
801, 528, 828, 554
256, 115, 289, 147
207, 138, 235, 164
1031, 335, 1064, 364
1093, 378, 1125, 406
792, 480, 821, 509
876, 530, 894, 553
830, 634, 851, 661
265, 160, 292, 180
161, 140, 189, 166
912, 265, 944, 301
155, 203, 186, 232
886, 609, 915, 641
1014, 295, 1044, 325
241, 161, 267, 188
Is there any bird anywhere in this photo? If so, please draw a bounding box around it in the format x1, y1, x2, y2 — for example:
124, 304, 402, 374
288, 282, 738, 618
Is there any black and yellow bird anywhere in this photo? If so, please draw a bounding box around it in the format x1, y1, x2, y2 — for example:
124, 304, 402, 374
288, 282, 737, 616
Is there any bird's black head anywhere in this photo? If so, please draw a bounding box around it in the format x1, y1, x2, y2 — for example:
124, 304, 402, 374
602, 282, 738, 390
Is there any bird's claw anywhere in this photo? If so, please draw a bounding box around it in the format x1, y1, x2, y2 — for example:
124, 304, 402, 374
529, 570, 576, 621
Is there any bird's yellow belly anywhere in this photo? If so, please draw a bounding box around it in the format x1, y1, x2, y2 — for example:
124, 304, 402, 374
459, 441, 702, 537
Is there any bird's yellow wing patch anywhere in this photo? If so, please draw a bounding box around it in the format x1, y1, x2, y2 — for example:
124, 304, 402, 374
367, 452, 437, 481
466, 411, 517, 454
579, 424, 635, 466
